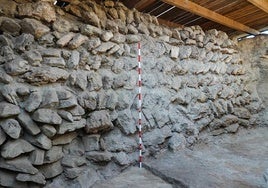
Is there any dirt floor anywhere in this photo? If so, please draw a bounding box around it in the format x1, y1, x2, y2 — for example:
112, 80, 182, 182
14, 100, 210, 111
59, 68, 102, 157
93, 127, 268, 188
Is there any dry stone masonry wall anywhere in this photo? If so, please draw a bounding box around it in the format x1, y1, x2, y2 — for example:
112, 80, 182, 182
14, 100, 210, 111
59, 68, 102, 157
0, 0, 264, 187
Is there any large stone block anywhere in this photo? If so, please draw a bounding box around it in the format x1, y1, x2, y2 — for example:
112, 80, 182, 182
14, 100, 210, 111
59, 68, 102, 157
85, 110, 113, 133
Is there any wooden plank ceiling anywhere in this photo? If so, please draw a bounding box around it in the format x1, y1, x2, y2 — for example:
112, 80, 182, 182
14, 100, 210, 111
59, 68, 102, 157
120, 0, 268, 37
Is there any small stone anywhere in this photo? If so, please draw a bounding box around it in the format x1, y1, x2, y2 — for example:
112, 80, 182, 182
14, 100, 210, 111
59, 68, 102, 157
82, 134, 100, 152
58, 97, 77, 109
43, 57, 66, 68
82, 11, 100, 27
111, 33, 126, 43
67, 50, 80, 69
41, 124, 57, 138
25, 133, 52, 150
24, 91, 42, 112
57, 32, 76, 47
86, 151, 113, 163
225, 123, 239, 133
29, 148, 45, 165
64, 168, 83, 179
58, 110, 73, 122
68, 34, 88, 49
0, 170, 18, 187
23, 50, 42, 66
17, 111, 41, 135
168, 133, 186, 151
93, 42, 116, 53
4, 58, 30, 76
80, 24, 102, 37
61, 155, 86, 168
20, 18, 50, 39
77, 91, 97, 111
38, 160, 63, 179
16, 172, 46, 185
0, 17, 21, 35
0, 102, 20, 118
85, 110, 113, 133
0, 119, 21, 139
0, 70, 13, 84
41, 88, 59, 108
101, 31, 114, 42
86, 37, 101, 51
179, 46, 192, 59
53, 17, 72, 33
126, 35, 141, 43
113, 152, 131, 166
0, 128, 6, 146
170, 46, 180, 59
1, 139, 34, 159
32, 109, 62, 125
56, 88, 73, 100
14, 33, 34, 52
0, 157, 38, 175
44, 146, 63, 164
57, 119, 86, 135
52, 132, 78, 145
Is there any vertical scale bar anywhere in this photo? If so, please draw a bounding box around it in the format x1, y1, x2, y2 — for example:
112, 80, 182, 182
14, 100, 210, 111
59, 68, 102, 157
138, 42, 142, 168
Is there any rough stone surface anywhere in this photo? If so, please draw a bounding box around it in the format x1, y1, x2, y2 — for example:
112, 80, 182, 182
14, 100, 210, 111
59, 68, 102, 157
85, 110, 114, 133
39, 160, 63, 179
17, 111, 41, 135
16, 172, 46, 185
1, 139, 34, 159
0, 119, 21, 139
0, 102, 20, 118
32, 109, 62, 125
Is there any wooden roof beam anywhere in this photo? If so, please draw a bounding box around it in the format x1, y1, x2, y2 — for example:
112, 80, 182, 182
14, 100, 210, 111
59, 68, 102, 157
247, 0, 268, 13
161, 0, 260, 35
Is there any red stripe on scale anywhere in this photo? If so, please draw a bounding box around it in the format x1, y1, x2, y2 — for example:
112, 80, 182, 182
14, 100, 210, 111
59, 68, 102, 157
137, 42, 142, 168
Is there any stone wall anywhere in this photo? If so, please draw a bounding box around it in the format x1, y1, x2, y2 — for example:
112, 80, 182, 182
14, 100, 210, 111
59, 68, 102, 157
0, 0, 263, 187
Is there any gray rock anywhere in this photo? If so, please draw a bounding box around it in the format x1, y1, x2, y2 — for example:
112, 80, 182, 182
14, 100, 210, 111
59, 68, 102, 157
68, 105, 85, 117
57, 119, 86, 134
0, 85, 19, 105
179, 46, 192, 59
111, 33, 126, 43
41, 88, 59, 108
264, 169, 268, 185
86, 151, 113, 163
17, 111, 41, 135
61, 155, 86, 168
16, 172, 46, 185
56, 88, 73, 100
143, 126, 172, 146
24, 91, 42, 112
69, 71, 88, 91
39, 160, 63, 179
0, 119, 21, 139
86, 37, 102, 51
22, 67, 69, 86
57, 32, 76, 47
0, 128, 6, 146
103, 128, 137, 152
82, 134, 100, 152
113, 151, 131, 166
23, 50, 42, 66
44, 146, 63, 164
0, 69, 13, 84
168, 133, 186, 151
32, 109, 62, 125
40, 48, 61, 58
4, 57, 30, 76
0, 156, 38, 174
41, 124, 57, 138
52, 132, 78, 145
81, 24, 102, 37
115, 109, 136, 135
14, 33, 34, 52
25, 133, 52, 150
58, 110, 73, 122
88, 72, 103, 91
85, 110, 114, 133
78, 91, 97, 111
69, 34, 88, 49
43, 57, 66, 68
225, 123, 240, 133
68, 50, 80, 69
29, 148, 45, 165
233, 108, 251, 119
0, 170, 21, 187
53, 17, 72, 33
20, 18, 50, 39
126, 35, 141, 43
93, 42, 116, 53
58, 97, 77, 109
101, 31, 114, 42
64, 167, 84, 179
1, 139, 34, 159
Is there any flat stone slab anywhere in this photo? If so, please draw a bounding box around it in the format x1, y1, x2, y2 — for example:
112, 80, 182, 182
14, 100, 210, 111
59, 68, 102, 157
145, 127, 268, 188
92, 167, 172, 188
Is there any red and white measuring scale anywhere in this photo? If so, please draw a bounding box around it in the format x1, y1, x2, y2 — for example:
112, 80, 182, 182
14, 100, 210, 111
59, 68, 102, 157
137, 42, 143, 168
